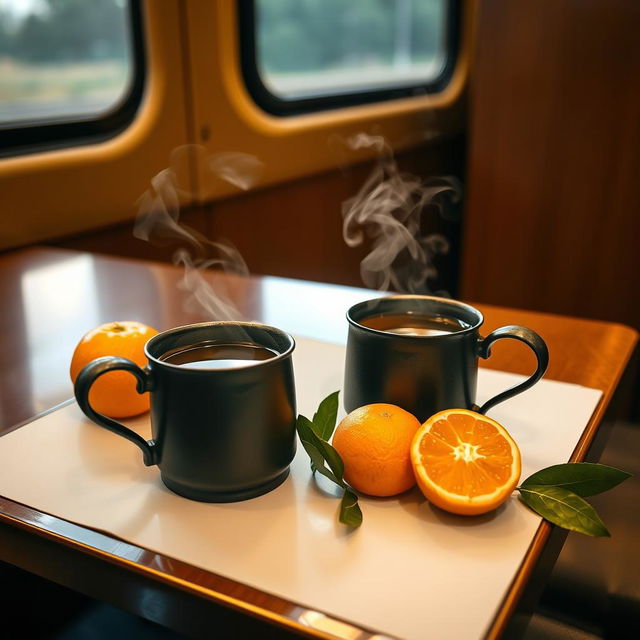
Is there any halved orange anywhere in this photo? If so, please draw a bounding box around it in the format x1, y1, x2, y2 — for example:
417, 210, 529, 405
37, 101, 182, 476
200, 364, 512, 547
410, 409, 521, 515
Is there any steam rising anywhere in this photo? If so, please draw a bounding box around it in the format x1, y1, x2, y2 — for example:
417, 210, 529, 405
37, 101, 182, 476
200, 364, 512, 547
342, 133, 462, 293
208, 152, 264, 192
135, 145, 262, 320
136, 133, 461, 322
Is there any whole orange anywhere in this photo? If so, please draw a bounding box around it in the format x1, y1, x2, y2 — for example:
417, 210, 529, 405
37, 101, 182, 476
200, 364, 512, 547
332, 403, 421, 497
70, 321, 159, 419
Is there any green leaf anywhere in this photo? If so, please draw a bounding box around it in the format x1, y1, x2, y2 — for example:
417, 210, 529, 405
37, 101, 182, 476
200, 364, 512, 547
296, 392, 363, 527
315, 438, 345, 484
339, 489, 363, 527
296, 414, 346, 486
521, 463, 631, 497
296, 416, 341, 485
295, 414, 316, 443
296, 414, 319, 473
299, 435, 342, 486
312, 390, 340, 441
518, 485, 610, 537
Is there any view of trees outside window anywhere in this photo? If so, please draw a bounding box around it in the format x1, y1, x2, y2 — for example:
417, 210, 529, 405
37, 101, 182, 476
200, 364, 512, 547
256, 0, 448, 98
0, 0, 132, 125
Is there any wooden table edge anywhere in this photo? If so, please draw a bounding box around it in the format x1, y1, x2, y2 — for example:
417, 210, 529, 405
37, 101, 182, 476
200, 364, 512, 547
0, 491, 392, 640
2, 349, 633, 640
2, 331, 637, 640
486, 324, 638, 639
2, 245, 638, 639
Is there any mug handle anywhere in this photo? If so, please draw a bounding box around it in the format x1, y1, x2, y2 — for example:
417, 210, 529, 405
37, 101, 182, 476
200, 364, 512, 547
74, 356, 158, 466
475, 325, 549, 415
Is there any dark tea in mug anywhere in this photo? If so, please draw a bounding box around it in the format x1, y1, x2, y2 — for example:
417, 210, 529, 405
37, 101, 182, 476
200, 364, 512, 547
359, 313, 471, 337
159, 341, 278, 369
74, 321, 297, 503
345, 295, 549, 421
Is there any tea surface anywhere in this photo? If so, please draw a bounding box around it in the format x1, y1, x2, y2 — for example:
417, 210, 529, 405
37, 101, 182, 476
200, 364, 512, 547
359, 313, 470, 337
160, 341, 277, 369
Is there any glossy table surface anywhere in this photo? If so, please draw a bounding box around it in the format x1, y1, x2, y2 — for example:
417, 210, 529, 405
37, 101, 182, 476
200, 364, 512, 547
0, 246, 637, 639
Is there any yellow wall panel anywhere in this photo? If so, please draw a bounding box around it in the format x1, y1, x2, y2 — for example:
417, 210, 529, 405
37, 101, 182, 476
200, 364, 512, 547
185, 0, 472, 202
0, 1, 191, 251
0, 0, 473, 250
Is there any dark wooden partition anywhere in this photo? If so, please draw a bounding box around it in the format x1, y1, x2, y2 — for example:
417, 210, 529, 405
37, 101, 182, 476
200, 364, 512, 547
461, 2, 640, 634
461, 0, 640, 330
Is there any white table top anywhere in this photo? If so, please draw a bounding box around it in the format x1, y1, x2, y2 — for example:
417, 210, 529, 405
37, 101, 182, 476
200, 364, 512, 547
0, 336, 602, 640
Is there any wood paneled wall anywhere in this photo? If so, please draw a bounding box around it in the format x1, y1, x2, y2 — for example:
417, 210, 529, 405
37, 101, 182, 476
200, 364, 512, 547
461, 0, 640, 329
54, 138, 465, 294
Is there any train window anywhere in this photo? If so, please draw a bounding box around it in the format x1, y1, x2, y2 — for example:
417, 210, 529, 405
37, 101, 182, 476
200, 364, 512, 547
0, 0, 145, 156
240, 0, 459, 115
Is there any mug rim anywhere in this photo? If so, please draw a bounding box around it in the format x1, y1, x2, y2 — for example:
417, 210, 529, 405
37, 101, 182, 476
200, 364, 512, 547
144, 320, 296, 372
346, 294, 484, 338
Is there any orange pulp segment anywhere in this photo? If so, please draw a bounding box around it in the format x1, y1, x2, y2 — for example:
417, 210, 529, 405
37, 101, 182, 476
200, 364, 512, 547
410, 408, 521, 515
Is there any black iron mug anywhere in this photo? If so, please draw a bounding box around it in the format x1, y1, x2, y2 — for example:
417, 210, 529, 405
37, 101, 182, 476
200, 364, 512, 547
75, 321, 297, 502
344, 296, 549, 421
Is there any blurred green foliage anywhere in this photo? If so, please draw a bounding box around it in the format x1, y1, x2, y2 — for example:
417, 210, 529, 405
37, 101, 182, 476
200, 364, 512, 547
0, 0, 445, 71
0, 0, 128, 62
257, 0, 445, 73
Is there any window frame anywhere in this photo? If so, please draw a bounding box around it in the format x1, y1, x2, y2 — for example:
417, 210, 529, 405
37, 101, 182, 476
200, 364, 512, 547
238, 0, 462, 117
0, 0, 146, 158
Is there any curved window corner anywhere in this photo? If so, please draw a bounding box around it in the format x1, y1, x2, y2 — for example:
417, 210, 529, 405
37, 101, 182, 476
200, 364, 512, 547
239, 0, 461, 116
0, 0, 145, 158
